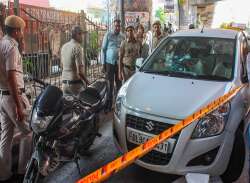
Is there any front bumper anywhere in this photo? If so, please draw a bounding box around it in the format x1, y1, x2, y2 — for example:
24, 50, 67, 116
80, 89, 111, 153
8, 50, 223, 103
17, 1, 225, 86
112, 107, 235, 176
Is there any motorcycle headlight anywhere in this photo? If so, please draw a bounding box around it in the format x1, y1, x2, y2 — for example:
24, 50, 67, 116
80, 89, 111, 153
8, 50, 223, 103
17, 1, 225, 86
115, 96, 124, 118
192, 102, 231, 139
31, 109, 54, 133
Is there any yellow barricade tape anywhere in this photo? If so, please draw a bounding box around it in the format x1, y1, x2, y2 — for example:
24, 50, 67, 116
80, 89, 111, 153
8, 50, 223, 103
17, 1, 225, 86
77, 85, 244, 183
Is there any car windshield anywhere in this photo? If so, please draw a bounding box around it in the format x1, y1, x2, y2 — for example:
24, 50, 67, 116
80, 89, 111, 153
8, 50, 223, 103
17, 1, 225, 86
141, 37, 235, 81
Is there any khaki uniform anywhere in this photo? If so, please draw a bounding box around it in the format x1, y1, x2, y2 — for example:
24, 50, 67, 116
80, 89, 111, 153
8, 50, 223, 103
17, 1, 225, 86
61, 39, 85, 95
120, 39, 141, 81
0, 35, 31, 180
152, 33, 165, 50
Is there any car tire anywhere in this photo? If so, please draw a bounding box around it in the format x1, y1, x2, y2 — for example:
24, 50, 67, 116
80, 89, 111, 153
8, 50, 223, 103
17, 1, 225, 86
221, 128, 245, 183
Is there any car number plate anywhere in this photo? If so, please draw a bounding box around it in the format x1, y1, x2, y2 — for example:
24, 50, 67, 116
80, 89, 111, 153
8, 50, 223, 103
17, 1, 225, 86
127, 128, 169, 154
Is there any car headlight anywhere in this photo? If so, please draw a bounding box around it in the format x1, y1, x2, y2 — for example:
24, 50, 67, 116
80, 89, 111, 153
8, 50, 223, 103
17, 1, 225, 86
192, 102, 231, 138
115, 82, 128, 119
31, 109, 53, 133
115, 96, 124, 118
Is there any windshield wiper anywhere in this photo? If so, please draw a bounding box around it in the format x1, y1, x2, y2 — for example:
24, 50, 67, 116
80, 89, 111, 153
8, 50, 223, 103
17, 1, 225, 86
167, 71, 196, 78
198, 75, 230, 81
143, 70, 170, 76
143, 70, 197, 78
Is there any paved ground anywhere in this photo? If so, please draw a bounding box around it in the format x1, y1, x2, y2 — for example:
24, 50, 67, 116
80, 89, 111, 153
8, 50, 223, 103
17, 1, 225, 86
40, 112, 249, 183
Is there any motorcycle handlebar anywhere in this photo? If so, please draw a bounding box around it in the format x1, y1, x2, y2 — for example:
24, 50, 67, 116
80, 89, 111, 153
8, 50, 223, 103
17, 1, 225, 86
31, 77, 48, 87
24, 74, 48, 87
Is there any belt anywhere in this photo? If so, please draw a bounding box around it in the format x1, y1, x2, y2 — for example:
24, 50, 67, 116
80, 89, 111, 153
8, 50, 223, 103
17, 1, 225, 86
0, 88, 25, 95
62, 80, 83, 84
124, 64, 135, 71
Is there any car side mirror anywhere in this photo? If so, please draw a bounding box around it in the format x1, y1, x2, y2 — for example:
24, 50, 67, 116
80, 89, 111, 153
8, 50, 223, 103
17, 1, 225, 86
135, 58, 144, 72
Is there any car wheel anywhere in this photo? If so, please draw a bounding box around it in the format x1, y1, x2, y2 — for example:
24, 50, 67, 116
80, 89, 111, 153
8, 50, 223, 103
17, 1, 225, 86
221, 128, 245, 183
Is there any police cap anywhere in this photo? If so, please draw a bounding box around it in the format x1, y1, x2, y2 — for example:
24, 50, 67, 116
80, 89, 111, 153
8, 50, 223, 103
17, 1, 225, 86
71, 25, 85, 35
5, 15, 25, 29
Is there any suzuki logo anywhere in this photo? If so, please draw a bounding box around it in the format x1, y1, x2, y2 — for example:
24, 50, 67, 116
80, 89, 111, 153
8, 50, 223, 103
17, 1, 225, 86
145, 121, 154, 131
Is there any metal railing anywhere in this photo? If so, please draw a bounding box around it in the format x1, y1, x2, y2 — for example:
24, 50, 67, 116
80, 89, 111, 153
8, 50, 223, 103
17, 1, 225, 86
1, 3, 108, 103
2, 6, 108, 102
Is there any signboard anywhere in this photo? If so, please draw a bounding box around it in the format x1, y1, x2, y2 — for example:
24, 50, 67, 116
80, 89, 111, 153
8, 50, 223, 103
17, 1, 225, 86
125, 11, 150, 30
124, 0, 151, 12
231, 23, 246, 30
164, 0, 175, 13
21, 6, 78, 24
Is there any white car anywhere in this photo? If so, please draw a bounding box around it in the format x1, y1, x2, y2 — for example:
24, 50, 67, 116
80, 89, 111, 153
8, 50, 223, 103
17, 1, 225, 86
113, 29, 250, 182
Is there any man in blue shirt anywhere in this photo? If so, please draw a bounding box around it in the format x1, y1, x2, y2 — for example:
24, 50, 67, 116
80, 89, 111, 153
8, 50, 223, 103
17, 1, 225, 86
102, 19, 124, 112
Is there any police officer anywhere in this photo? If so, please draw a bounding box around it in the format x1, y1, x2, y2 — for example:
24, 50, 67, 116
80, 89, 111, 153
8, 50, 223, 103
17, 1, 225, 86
0, 15, 30, 182
61, 25, 89, 95
119, 25, 141, 81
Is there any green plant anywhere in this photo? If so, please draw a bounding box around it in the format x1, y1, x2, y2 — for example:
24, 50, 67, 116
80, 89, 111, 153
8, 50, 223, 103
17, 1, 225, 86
86, 31, 99, 64
155, 7, 167, 24
23, 58, 33, 74
89, 31, 99, 50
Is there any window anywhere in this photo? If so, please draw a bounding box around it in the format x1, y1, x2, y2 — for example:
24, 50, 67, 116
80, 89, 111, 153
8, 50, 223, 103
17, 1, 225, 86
141, 37, 235, 81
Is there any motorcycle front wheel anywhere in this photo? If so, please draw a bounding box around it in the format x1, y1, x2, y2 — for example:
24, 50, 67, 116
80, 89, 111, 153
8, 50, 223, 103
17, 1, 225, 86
78, 115, 99, 156
23, 159, 41, 183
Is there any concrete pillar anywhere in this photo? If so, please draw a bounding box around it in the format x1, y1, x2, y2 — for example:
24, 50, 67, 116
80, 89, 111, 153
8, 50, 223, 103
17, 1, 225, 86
119, 0, 125, 33
178, 0, 191, 30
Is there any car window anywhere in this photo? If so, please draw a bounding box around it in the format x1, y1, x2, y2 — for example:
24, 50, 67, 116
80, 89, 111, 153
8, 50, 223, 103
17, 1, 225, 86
142, 37, 235, 81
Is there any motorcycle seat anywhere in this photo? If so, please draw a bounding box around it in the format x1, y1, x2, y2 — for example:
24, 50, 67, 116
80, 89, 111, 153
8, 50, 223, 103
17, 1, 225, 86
78, 87, 100, 107
88, 78, 107, 100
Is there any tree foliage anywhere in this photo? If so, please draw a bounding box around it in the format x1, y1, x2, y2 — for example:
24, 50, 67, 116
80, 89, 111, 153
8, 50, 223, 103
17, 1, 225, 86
155, 7, 166, 24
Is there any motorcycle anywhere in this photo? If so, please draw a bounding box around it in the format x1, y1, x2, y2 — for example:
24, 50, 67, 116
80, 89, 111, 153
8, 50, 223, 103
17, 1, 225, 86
23, 77, 108, 183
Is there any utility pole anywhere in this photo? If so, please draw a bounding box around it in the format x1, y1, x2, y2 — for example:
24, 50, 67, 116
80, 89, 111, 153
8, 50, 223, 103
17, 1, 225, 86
107, 0, 110, 31
14, 0, 20, 16
177, 0, 181, 30
119, 0, 125, 32
80, 10, 87, 74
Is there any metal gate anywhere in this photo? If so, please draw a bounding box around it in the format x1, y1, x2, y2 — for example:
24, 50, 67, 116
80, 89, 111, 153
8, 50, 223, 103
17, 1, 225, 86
1, 2, 107, 102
